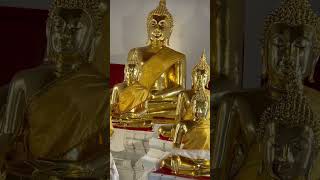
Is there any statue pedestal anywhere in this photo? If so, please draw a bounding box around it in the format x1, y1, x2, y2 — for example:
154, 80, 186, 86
110, 153, 119, 180
149, 138, 174, 151
139, 125, 175, 179
110, 127, 156, 180
110, 127, 154, 152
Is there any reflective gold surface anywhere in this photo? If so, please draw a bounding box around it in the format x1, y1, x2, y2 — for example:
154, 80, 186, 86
110, 0, 186, 128
0, 0, 109, 178
213, 0, 320, 179
158, 50, 210, 139
160, 155, 210, 177
159, 90, 210, 177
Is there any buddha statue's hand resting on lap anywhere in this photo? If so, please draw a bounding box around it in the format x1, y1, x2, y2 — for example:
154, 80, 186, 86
110, 0, 186, 124
160, 90, 210, 177
158, 50, 210, 139
213, 0, 320, 179
110, 49, 148, 120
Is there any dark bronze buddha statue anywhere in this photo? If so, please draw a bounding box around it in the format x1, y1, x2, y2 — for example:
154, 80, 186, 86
213, 0, 320, 179
0, 0, 109, 179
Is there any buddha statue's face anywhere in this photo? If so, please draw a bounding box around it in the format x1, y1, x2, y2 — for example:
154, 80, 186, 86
192, 70, 209, 90
49, 7, 94, 56
266, 23, 315, 91
265, 124, 314, 179
192, 99, 208, 119
148, 15, 171, 45
124, 64, 141, 84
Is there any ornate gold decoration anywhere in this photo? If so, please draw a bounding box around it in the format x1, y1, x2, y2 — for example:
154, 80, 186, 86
110, 0, 186, 128
158, 51, 210, 139
49, 0, 105, 34
192, 49, 210, 83
159, 89, 210, 177
46, 0, 107, 66
262, 0, 320, 55
147, 0, 174, 45
190, 88, 208, 107
258, 89, 320, 151
127, 48, 142, 66
123, 50, 142, 85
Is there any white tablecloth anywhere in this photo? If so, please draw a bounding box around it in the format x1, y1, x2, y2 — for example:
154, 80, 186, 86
110, 153, 119, 180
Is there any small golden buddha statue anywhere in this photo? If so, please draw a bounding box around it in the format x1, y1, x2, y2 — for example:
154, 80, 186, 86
235, 87, 320, 180
0, 0, 109, 178
110, 50, 154, 129
158, 50, 210, 139
110, 49, 146, 119
160, 90, 210, 177
213, 0, 320, 179
111, 0, 186, 122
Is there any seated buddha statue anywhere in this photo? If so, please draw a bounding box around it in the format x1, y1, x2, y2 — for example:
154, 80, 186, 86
110, 0, 186, 123
235, 87, 320, 180
212, 0, 320, 179
158, 50, 210, 139
110, 49, 147, 119
0, 0, 109, 178
110, 50, 155, 129
160, 90, 210, 177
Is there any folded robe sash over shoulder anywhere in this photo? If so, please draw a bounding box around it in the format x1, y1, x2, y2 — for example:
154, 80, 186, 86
27, 66, 108, 158
118, 47, 185, 113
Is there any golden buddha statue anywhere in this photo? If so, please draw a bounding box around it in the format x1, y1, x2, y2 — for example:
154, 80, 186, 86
110, 49, 146, 119
110, 0, 186, 123
235, 86, 320, 180
160, 90, 210, 177
0, 0, 109, 178
213, 0, 320, 179
110, 49, 155, 129
158, 50, 210, 139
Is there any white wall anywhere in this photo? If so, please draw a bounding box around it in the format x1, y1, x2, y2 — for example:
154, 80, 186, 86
110, 0, 210, 88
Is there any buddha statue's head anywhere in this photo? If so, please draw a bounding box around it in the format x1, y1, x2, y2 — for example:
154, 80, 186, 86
258, 88, 320, 179
191, 90, 209, 120
146, 0, 174, 48
261, 0, 320, 92
124, 49, 142, 85
192, 50, 210, 90
47, 0, 106, 63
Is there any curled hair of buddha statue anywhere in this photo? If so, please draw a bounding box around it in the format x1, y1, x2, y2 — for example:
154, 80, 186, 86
46, 0, 107, 63
257, 83, 320, 152
124, 48, 142, 83
192, 49, 210, 88
49, 0, 106, 34
147, 0, 174, 46
260, 0, 320, 81
127, 48, 142, 65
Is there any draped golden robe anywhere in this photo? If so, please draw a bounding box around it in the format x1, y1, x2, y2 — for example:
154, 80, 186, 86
182, 119, 210, 150
183, 89, 210, 121
27, 65, 108, 158
118, 47, 184, 113
25, 12, 109, 159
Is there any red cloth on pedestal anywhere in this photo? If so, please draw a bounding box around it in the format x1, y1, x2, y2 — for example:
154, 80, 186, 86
109, 64, 124, 88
